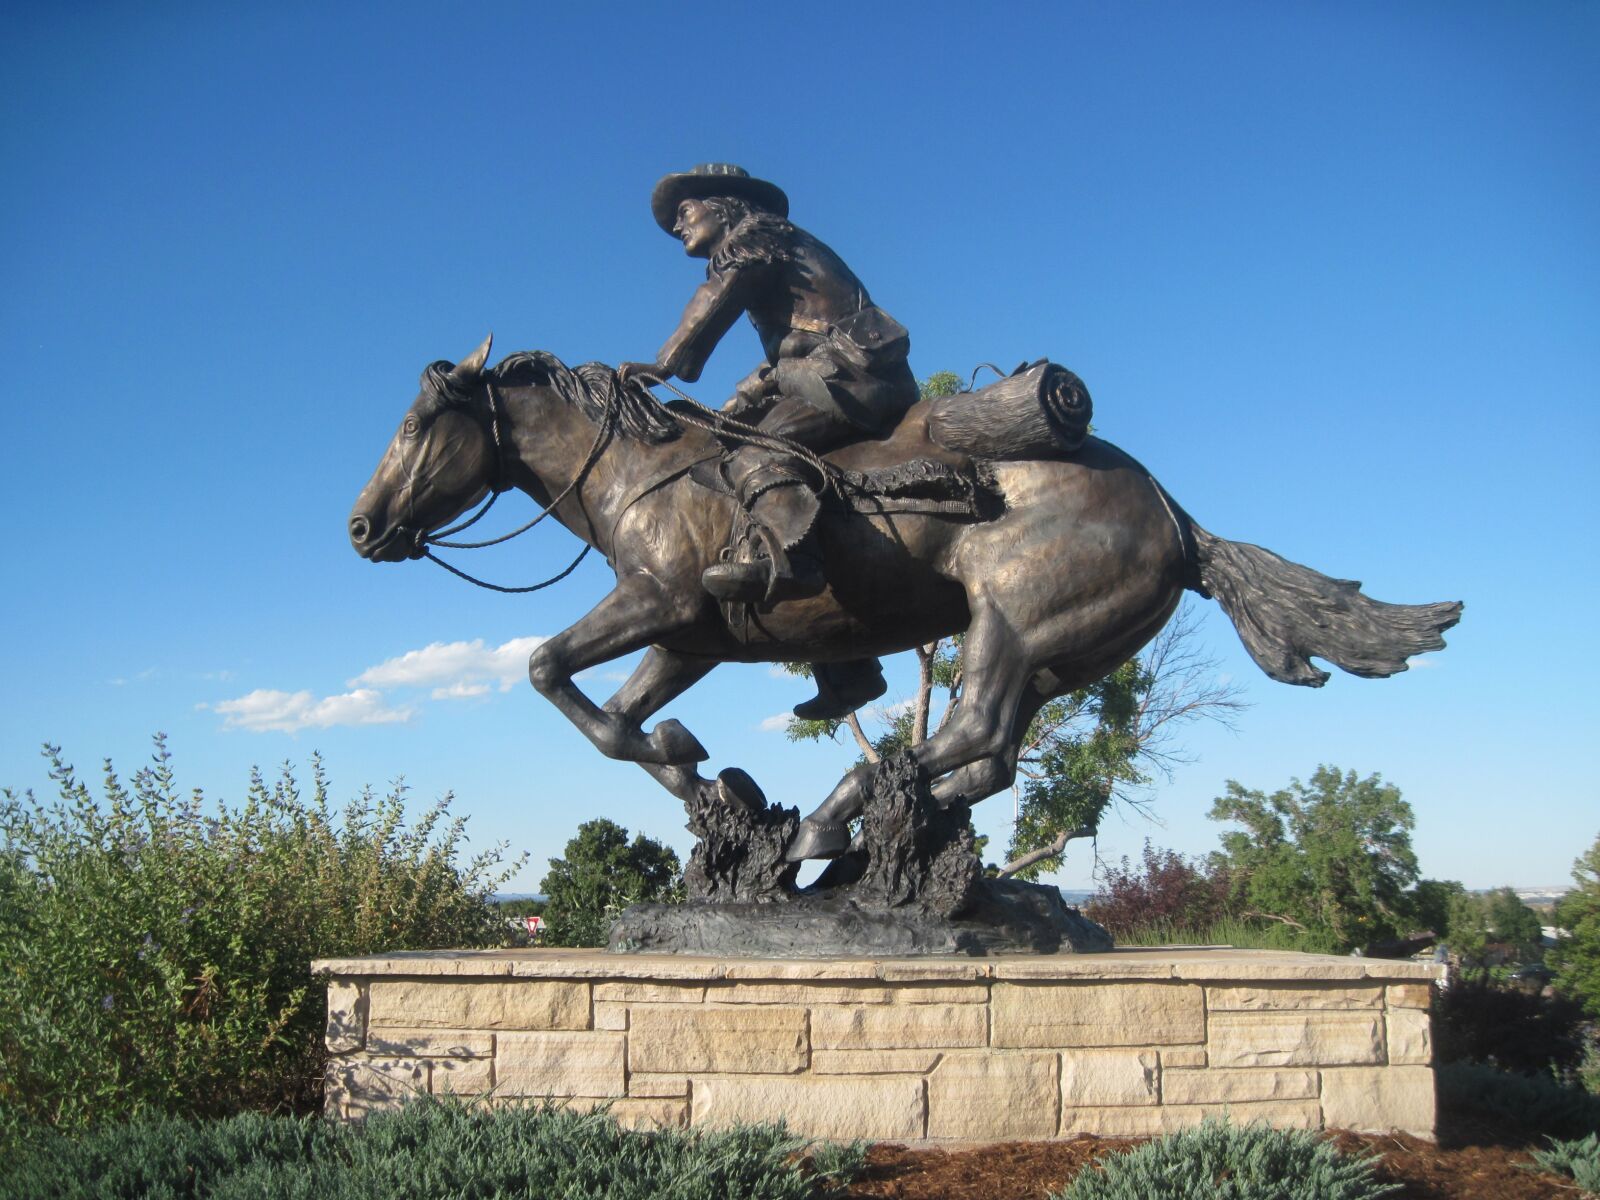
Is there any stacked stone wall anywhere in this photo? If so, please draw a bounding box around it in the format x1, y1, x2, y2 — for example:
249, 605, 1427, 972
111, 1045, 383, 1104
317, 949, 1440, 1142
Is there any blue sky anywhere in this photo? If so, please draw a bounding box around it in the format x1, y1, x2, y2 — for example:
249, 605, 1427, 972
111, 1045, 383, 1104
2, 2, 1595, 894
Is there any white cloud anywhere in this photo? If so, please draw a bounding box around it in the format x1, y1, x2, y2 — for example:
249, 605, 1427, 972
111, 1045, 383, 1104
207, 688, 414, 733
431, 681, 491, 700
872, 697, 915, 720
759, 713, 794, 732
350, 635, 548, 694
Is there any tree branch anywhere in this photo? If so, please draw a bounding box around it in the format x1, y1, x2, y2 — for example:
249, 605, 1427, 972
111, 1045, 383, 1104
997, 825, 1096, 878
912, 643, 934, 746
1242, 909, 1309, 932
846, 712, 879, 762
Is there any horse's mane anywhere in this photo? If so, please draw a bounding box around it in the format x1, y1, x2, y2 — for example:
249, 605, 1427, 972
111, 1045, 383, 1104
421, 351, 683, 446
496, 351, 683, 445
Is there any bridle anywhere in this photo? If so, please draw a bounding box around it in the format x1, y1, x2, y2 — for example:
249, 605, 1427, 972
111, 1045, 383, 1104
407, 376, 614, 594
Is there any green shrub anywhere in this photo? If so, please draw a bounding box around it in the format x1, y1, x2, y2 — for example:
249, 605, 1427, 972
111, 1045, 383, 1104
1054, 1118, 1399, 1200
1433, 978, 1587, 1077
2, 1098, 864, 1200
1526, 1132, 1600, 1195
1107, 916, 1342, 956
1436, 1061, 1600, 1140
0, 738, 522, 1148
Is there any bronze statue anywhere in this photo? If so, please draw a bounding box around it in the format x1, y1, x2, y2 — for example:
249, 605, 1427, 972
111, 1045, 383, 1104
619, 164, 919, 719
350, 310, 1460, 868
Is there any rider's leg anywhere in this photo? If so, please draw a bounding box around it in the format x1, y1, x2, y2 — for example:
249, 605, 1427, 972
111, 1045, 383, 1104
700, 398, 854, 606
792, 658, 888, 721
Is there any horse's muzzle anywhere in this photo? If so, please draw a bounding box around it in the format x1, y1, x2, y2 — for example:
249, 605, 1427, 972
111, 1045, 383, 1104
350, 514, 422, 562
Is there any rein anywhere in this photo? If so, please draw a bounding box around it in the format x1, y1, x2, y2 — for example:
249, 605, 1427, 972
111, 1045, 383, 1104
413, 377, 610, 594
409, 365, 843, 595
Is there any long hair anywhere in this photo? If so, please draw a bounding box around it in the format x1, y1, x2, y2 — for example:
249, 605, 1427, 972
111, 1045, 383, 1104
703, 195, 798, 277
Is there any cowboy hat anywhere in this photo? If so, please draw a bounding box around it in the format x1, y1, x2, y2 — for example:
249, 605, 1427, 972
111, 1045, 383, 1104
650, 163, 789, 233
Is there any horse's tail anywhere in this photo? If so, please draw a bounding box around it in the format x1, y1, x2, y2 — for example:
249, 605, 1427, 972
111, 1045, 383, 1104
1186, 522, 1463, 687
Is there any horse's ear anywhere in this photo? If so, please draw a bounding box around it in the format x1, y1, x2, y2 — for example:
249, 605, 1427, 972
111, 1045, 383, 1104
452, 333, 494, 382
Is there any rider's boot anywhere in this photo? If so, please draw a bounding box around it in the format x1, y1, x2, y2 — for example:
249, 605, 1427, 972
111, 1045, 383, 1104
702, 456, 826, 605
792, 658, 888, 721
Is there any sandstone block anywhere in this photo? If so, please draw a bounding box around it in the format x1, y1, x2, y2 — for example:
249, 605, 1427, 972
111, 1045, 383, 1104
1207, 984, 1382, 1011
1061, 1099, 1321, 1137
993, 982, 1204, 1048
366, 1029, 494, 1058
812, 1003, 986, 1050
611, 1098, 689, 1131
628, 1073, 689, 1097
812, 1049, 943, 1074
708, 982, 890, 1006
692, 1075, 925, 1141
329, 1057, 428, 1119
593, 981, 706, 1004
892, 984, 989, 1004
325, 981, 367, 1053
430, 1056, 494, 1095
1386, 983, 1432, 1010
1161, 1068, 1318, 1105
1386, 1009, 1432, 1065
630, 1004, 807, 1074
593, 1003, 628, 1031
928, 1052, 1058, 1139
368, 980, 588, 1031
496, 1031, 625, 1097
1207, 1011, 1384, 1068
1322, 1066, 1436, 1138
1061, 1050, 1159, 1107
1161, 1047, 1207, 1068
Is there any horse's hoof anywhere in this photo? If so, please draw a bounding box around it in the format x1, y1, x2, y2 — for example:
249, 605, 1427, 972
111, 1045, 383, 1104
647, 719, 708, 764
785, 818, 851, 861
716, 767, 767, 810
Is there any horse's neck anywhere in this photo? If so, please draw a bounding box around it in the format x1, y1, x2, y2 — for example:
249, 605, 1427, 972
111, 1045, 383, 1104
498, 383, 672, 558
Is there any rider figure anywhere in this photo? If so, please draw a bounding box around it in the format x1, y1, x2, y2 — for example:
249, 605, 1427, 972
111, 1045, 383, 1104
620, 163, 919, 720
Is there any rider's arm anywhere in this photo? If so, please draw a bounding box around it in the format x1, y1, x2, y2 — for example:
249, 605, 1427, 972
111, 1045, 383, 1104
656, 267, 750, 383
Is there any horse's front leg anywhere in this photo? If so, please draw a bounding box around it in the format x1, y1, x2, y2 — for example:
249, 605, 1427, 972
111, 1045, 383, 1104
527, 575, 707, 765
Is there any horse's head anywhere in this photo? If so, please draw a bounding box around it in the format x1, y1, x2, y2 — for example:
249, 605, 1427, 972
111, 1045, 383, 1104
349, 334, 499, 562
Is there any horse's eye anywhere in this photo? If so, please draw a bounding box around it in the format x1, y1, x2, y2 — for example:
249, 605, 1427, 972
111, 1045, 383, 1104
403, 414, 420, 437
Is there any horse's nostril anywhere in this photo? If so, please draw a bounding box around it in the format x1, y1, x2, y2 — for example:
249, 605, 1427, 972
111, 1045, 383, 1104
349, 514, 371, 545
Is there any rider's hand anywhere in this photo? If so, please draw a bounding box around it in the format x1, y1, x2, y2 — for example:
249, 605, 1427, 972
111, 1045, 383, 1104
618, 361, 667, 387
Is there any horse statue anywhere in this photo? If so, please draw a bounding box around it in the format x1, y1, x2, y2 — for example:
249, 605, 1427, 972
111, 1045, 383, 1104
349, 334, 1462, 863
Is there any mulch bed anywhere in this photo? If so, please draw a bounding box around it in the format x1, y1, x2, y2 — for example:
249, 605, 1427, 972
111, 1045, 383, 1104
841, 1127, 1576, 1199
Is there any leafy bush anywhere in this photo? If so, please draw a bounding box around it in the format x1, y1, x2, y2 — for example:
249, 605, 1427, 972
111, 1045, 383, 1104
1433, 978, 1587, 1077
1526, 1132, 1600, 1195
1054, 1118, 1399, 1199
2, 1098, 864, 1200
540, 818, 682, 947
0, 738, 522, 1148
1436, 1062, 1600, 1141
1085, 841, 1233, 938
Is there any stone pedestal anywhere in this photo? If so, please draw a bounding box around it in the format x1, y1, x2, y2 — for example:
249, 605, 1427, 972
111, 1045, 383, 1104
314, 948, 1441, 1142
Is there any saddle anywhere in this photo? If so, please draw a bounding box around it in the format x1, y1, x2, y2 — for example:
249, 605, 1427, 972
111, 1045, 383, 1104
690, 358, 1092, 518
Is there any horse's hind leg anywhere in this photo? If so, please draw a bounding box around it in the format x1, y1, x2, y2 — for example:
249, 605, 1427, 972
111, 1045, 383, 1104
790, 603, 1034, 859
929, 680, 1052, 809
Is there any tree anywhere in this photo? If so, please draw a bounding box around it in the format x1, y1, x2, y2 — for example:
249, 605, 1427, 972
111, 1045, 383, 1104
539, 819, 682, 947
1409, 878, 1466, 938
1207, 766, 1420, 951
1550, 830, 1600, 1018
